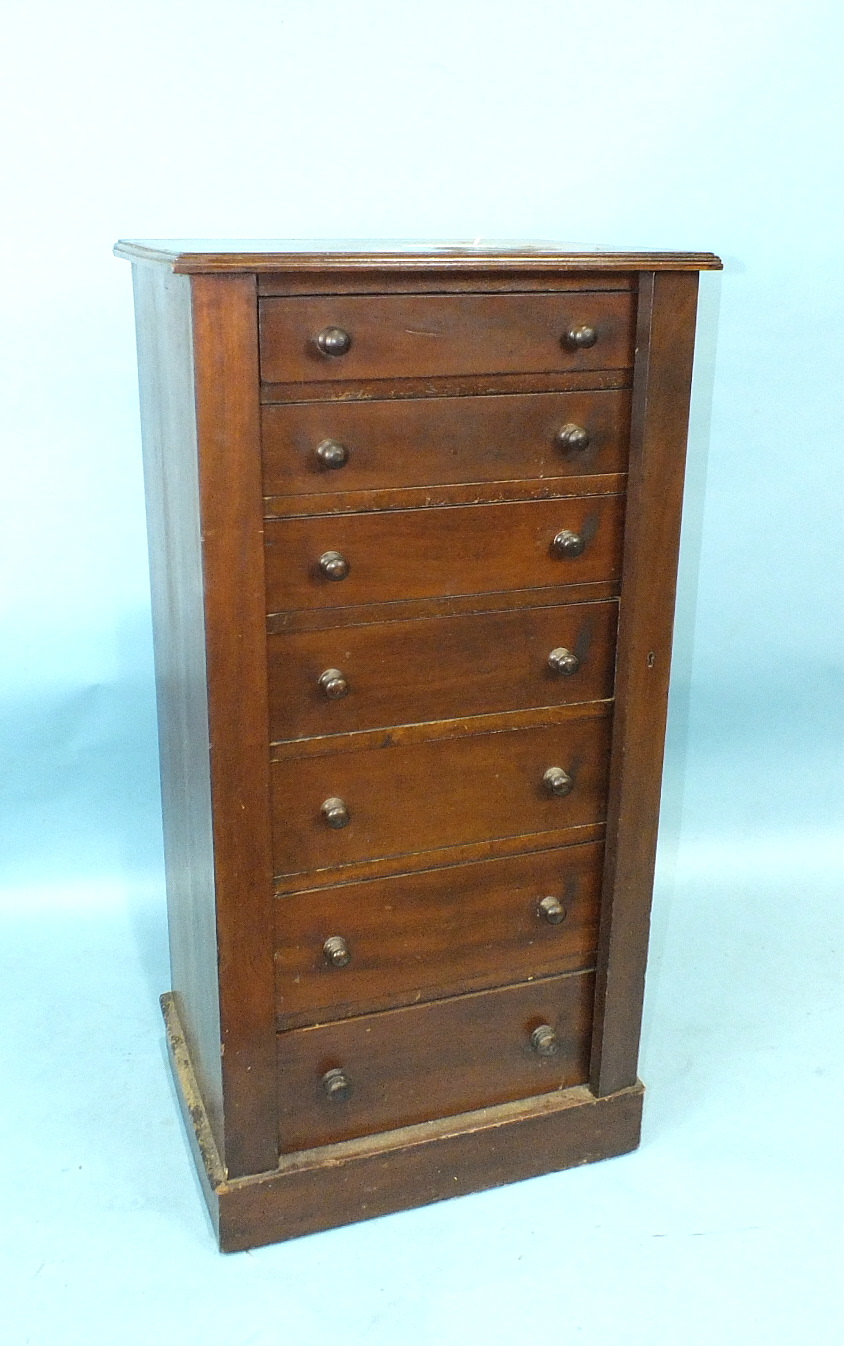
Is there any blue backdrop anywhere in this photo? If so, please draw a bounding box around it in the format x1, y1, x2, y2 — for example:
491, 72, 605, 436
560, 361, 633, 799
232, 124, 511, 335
1, 2, 841, 1342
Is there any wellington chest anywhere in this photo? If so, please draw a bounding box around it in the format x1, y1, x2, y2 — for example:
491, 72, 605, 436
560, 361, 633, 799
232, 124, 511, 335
116, 239, 721, 1252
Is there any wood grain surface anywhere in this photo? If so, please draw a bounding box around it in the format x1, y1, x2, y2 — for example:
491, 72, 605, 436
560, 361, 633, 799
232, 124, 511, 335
190, 275, 279, 1177
268, 598, 617, 742
276, 969, 595, 1150
264, 494, 625, 612
274, 840, 603, 1026
130, 265, 226, 1160
261, 389, 631, 496
259, 291, 634, 383
590, 271, 701, 1098
271, 708, 612, 877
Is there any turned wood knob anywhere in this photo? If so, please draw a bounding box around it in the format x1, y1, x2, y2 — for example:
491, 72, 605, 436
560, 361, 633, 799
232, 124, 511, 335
321, 796, 350, 828
318, 550, 350, 581
322, 1067, 352, 1100
555, 423, 591, 454
318, 668, 349, 699
563, 324, 598, 351
537, 895, 567, 925
548, 647, 580, 676
323, 935, 351, 968
542, 766, 574, 798
316, 327, 352, 357
315, 439, 349, 469
551, 529, 586, 559
530, 1024, 560, 1056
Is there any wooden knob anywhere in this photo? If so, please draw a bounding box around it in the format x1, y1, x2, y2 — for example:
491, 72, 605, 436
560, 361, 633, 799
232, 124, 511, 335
537, 895, 567, 924
555, 423, 591, 453
323, 936, 351, 968
551, 529, 586, 559
316, 439, 349, 469
542, 767, 573, 798
530, 1024, 560, 1056
321, 796, 350, 828
548, 647, 580, 676
318, 668, 349, 699
563, 324, 598, 351
316, 327, 352, 357
322, 1067, 352, 1100
318, 550, 350, 581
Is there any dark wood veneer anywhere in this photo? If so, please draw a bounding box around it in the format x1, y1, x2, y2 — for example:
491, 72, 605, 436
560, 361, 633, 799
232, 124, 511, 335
264, 494, 625, 611
271, 708, 613, 878
268, 599, 617, 742
276, 970, 595, 1151
262, 388, 631, 497
274, 840, 603, 1027
259, 292, 634, 384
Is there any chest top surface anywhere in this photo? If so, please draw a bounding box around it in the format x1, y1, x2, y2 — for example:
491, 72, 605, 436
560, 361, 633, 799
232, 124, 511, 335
114, 238, 722, 273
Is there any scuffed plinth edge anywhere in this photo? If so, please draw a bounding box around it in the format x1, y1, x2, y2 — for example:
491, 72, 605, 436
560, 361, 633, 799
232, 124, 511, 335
161, 991, 645, 1253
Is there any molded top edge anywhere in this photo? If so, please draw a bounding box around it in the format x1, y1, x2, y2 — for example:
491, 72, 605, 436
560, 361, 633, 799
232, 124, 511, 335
114, 238, 723, 273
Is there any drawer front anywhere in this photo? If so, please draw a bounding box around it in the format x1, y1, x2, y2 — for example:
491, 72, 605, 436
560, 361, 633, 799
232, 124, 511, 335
262, 389, 631, 497
271, 711, 612, 876
277, 970, 594, 1150
268, 600, 617, 742
275, 841, 603, 1025
259, 292, 634, 384
264, 495, 624, 612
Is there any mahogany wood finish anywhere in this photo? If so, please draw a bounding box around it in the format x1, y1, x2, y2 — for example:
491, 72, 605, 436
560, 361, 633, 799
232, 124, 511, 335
274, 840, 603, 1027
271, 708, 613, 877
261, 389, 631, 497
589, 271, 702, 1097
258, 292, 634, 384
264, 494, 625, 612
267, 579, 620, 634
268, 599, 618, 742
276, 970, 595, 1151
130, 267, 225, 1156
119, 239, 719, 1251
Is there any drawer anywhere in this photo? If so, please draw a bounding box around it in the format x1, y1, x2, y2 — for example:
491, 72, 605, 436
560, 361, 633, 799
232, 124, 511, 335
277, 969, 594, 1150
268, 599, 617, 743
262, 389, 631, 498
259, 292, 634, 384
275, 841, 603, 1026
264, 495, 624, 613
271, 710, 612, 876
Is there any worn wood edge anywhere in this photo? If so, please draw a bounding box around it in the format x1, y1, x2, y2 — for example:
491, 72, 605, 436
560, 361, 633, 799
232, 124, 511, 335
275, 954, 601, 1031
267, 582, 620, 634
216, 1080, 643, 1250
161, 991, 224, 1240
266, 582, 619, 634
114, 241, 722, 273
264, 474, 627, 519
260, 370, 633, 404
162, 993, 226, 1183
277, 830, 604, 898
274, 821, 607, 893
270, 696, 613, 759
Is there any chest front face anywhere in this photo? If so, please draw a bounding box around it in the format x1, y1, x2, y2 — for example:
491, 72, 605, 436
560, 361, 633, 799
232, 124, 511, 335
120, 241, 718, 1251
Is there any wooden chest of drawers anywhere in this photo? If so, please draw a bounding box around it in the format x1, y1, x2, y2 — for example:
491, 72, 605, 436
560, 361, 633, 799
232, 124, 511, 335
116, 239, 721, 1251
